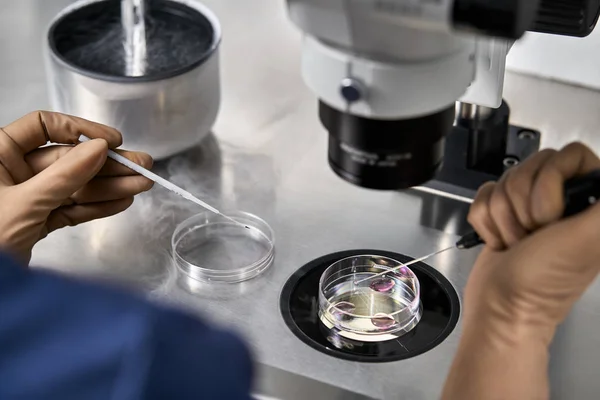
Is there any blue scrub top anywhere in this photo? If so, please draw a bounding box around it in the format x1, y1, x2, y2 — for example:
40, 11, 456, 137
0, 252, 253, 399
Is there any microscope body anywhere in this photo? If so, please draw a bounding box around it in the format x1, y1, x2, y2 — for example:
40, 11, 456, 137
286, 0, 600, 196
288, 0, 480, 120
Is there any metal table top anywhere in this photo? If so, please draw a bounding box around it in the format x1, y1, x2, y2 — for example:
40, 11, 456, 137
2, 1, 600, 399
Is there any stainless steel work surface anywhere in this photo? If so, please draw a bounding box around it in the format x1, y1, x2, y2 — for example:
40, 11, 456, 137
2, 1, 600, 399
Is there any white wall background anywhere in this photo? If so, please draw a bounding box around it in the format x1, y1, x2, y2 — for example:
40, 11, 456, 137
506, 28, 600, 90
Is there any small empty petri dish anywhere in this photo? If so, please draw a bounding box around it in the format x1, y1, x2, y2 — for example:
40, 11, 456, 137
318, 255, 422, 342
172, 211, 274, 283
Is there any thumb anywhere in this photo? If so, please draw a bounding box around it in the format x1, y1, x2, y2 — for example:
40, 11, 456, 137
19, 139, 108, 208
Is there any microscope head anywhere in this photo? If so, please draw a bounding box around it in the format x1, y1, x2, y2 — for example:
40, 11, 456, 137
287, 0, 600, 190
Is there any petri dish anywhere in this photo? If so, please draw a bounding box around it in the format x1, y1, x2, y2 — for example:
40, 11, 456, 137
318, 255, 422, 342
172, 211, 274, 283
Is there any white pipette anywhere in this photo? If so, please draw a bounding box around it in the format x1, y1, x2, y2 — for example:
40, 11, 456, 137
79, 135, 249, 229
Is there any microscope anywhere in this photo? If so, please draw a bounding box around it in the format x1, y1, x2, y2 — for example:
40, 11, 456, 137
286, 0, 600, 199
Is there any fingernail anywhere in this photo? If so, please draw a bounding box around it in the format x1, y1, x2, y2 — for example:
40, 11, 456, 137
79, 137, 108, 148
142, 178, 155, 191
77, 138, 109, 170
140, 153, 154, 169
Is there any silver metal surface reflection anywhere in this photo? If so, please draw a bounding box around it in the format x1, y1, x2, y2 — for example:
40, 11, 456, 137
6, 0, 600, 399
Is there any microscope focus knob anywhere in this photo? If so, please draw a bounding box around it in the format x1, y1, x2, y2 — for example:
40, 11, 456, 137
530, 0, 600, 37
452, 0, 540, 39
340, 78, 365, 104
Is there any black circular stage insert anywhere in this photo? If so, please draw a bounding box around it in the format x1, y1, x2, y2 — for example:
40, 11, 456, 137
280, 249, 460, 363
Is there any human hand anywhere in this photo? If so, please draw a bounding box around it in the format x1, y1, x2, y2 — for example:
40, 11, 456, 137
0, 111, 153, 263
465, 142, 600, 334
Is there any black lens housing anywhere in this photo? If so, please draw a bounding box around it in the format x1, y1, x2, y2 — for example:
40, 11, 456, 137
320, 102, 455, 190
531, 0, 600, 37
452, 0, 540, 39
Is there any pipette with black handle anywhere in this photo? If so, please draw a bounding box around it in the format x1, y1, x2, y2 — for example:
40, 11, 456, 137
356, 170, 600, 285
457, 169, 600, 249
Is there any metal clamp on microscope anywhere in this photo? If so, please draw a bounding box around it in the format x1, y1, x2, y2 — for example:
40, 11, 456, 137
286, 0, 600, 200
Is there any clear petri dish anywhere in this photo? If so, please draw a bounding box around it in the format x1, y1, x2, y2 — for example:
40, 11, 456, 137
318, 255, 422, 342
172, 211, 274, 283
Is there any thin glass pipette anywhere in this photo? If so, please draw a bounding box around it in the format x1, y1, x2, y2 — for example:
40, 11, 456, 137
354, 248, 452, 285
79, 135, 249, 229
354, 232, 484, 285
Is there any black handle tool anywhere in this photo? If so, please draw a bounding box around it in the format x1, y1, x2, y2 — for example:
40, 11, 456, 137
457, 169, 600, 249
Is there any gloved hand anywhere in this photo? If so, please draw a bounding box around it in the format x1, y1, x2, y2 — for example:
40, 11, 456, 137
466, 142, 600, 333
0, 111, 153, 263
442, 143, 600, 400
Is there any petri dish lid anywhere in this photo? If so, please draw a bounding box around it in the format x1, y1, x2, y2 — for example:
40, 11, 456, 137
172, 211, 274, 283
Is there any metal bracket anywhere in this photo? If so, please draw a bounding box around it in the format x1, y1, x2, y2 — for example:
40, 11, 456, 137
418, 123, 541, 201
